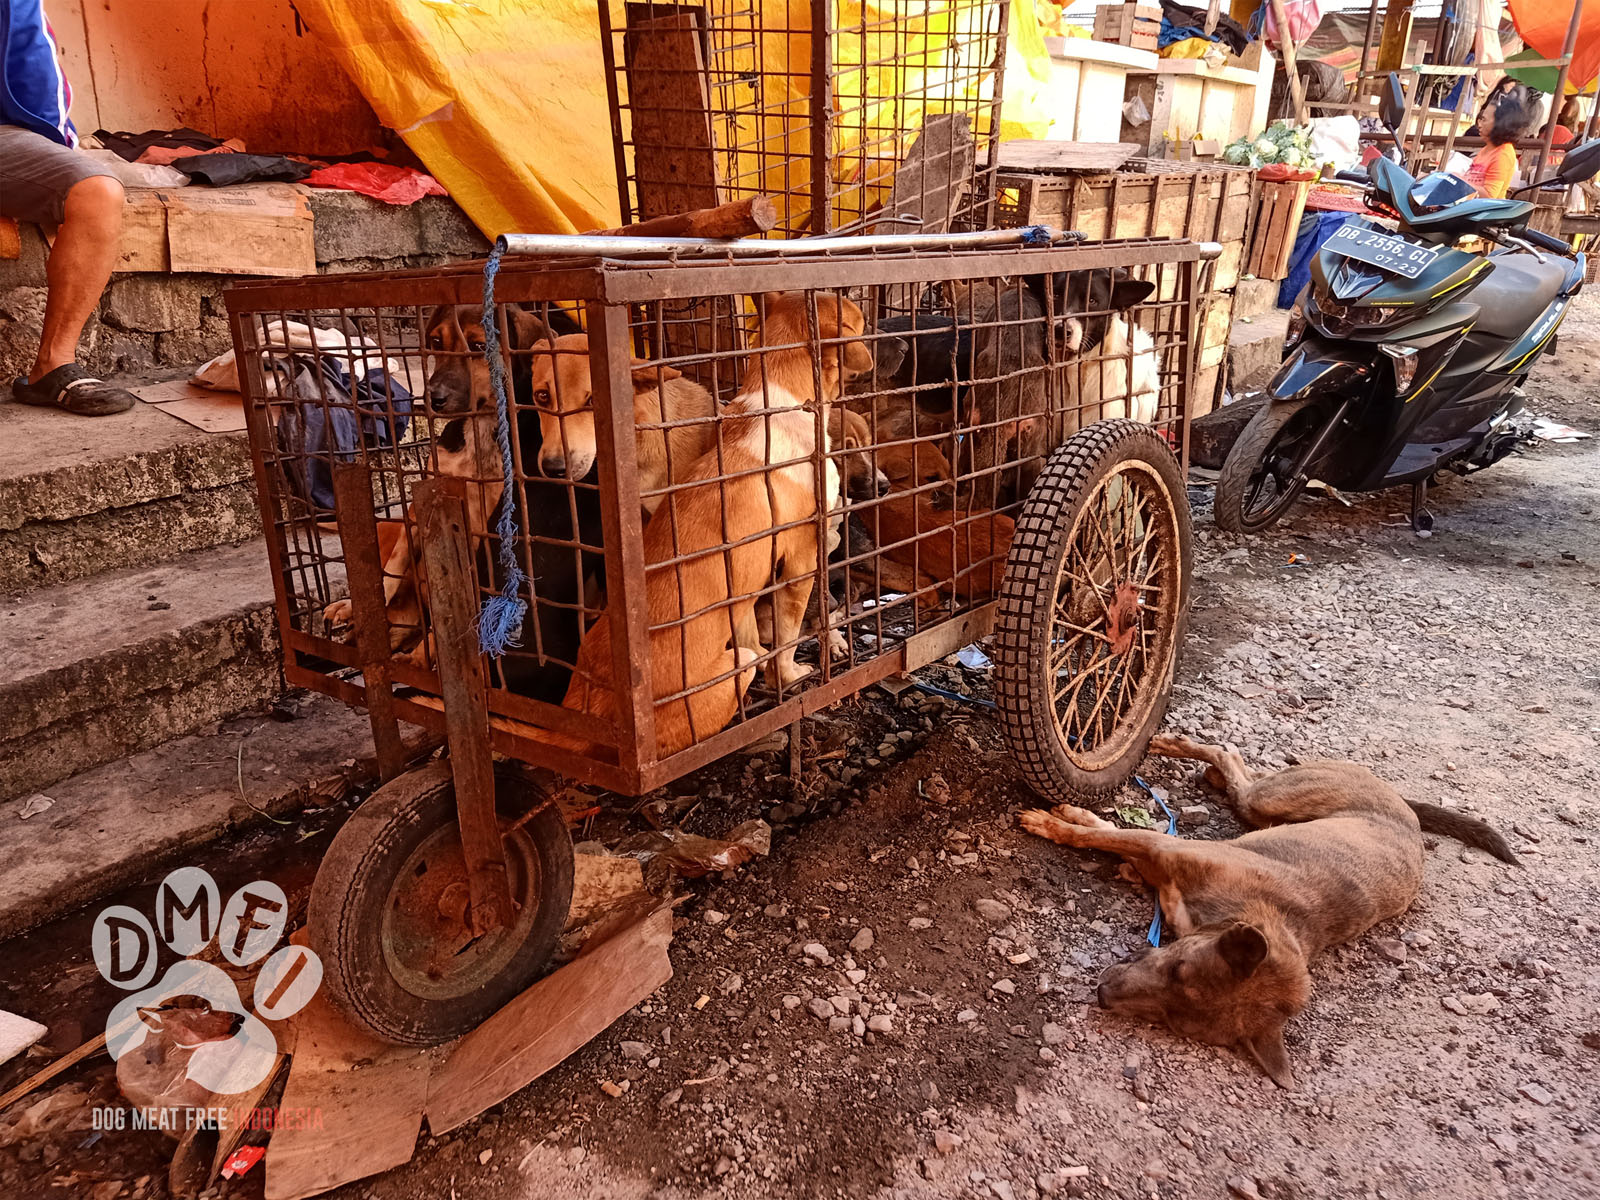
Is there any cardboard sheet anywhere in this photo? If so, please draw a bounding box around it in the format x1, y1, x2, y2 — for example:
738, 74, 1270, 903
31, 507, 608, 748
132, 378, 249, 433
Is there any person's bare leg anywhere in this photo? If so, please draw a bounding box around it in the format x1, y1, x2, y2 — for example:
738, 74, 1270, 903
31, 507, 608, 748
30, 174, 124, 384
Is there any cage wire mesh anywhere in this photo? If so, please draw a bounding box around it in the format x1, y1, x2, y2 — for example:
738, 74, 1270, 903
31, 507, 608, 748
229, 242, 1204, 794
599, 0, 1011, 238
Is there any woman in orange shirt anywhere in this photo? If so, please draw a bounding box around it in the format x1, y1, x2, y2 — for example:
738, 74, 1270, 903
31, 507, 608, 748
1464, 90, 1533, 199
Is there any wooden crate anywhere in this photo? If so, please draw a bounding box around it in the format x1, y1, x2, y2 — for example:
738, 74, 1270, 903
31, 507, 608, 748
995, 160, 1255, 291
1244, 180, 1312, 281
1094, 3, 1161, 52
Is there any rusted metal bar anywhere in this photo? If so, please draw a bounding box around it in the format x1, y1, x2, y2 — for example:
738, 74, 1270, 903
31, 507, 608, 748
595, 239, 1223, 305
330, 462, 408, 783
587, 196, 779, 239
1531, 0, 1586, 187
810, 0, 833, 233
1359, 0, 1382, 83
415, 478, 514, 936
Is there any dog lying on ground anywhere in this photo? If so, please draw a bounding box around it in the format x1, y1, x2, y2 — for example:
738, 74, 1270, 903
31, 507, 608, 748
1019, 734, 1517, 1088
560, 291, 874, 757
523, 330, 717, 515
323, 302, 599, 703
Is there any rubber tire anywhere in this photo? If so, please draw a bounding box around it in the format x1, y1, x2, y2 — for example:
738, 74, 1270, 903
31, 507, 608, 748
308, 760, 574, 1047
994, 420, 1193, 802
1213, 397, 1318, 534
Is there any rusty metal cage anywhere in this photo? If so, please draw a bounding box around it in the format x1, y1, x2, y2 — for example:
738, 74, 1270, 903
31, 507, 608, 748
228, 238, 1211, 798
599, 0, 1010, 238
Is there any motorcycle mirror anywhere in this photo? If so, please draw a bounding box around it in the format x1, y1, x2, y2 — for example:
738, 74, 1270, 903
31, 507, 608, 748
1379, 73, 1406, 133
1557, 138, 1600, 184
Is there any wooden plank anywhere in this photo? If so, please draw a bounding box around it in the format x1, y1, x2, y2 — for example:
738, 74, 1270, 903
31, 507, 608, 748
872, 113, 976, 234
623, 9, 721, 220
416, 479, 514, 935
996, 140, 1140, 174
330, 462, 408, 784
118, 189, 170, 272
164, 183, 313, 277
426, 907, 674, 1134
263, 969, 443, 1200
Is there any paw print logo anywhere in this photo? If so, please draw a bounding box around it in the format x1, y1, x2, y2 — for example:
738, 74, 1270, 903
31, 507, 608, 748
92, 866, 322, 1096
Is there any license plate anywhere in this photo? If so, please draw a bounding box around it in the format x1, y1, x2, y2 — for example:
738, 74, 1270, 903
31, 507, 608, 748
1326, 225, 1440, 278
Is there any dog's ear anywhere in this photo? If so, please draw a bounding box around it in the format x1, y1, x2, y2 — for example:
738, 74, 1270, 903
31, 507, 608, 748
629, 360, 681, 392
1109, 278, 1157, 310
1241, 1021, 1296, 1090
757, 292, 785, 320
1218, 922, 1270, 978
506, 308, 553, 348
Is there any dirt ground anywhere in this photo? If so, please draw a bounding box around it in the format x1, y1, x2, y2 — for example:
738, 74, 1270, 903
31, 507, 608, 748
4, 297, 1600, 1200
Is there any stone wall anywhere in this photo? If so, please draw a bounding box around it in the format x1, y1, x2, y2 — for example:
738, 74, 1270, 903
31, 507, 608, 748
0, 189, 489, 385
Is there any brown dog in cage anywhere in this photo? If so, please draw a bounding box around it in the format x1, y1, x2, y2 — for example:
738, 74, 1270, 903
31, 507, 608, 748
861, 438, 1014, 605
524, 330, 718, 515
324, 303, 603, 703
320, 302, 563, 653
560, 291, 875, 757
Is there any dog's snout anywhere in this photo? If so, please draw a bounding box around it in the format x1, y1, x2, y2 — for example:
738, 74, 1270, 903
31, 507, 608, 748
542, 456, 567, 479
873, 470, 890, 497
1096, 981, 1113, 1009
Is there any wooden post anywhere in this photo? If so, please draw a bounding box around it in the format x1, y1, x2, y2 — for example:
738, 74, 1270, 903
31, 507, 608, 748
330, 462, 406, 783
1376, 0, 1414, 76
587, 196, 779, 239
1268, 0, 1309, 124
415, 478, 514, 936
1531, 0, 1587, 187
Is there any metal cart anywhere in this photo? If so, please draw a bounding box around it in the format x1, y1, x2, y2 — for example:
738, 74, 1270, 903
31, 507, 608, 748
227, 232, 1214, 1045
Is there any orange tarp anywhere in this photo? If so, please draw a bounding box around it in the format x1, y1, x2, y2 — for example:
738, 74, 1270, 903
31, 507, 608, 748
1507, 0, 1600, 91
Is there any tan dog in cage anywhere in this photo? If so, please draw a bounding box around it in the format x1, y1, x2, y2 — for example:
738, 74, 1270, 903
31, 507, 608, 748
523, 330, 718, 515
560, 291, 875, 757
322, 302, 550, 655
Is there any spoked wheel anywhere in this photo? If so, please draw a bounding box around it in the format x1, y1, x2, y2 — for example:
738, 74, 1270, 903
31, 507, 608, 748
1214, 397, 1323, 533
994, 420, 1193, 800
309, 760, 574, 1046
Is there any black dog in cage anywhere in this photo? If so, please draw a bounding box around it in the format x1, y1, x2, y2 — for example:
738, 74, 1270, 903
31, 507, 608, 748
419, 301, 603, 705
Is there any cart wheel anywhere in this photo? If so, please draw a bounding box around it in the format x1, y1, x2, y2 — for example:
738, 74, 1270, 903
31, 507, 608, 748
308, 760, 574, 1047
994, 420, 1193, 800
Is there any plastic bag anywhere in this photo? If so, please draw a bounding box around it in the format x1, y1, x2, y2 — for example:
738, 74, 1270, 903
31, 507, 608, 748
1264, 0, 1322, 49
1308, 116, 1362, 171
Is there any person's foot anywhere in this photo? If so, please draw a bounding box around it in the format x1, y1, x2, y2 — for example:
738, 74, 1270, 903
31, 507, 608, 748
11, 363, 136, 415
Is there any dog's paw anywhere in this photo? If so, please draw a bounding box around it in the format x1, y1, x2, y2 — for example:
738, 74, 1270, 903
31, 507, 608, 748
1017, 809, 1066, 841
826, 629, 849, 661
767, 659, 814, 691
322, 598, 353, 628
1050, 803, 1109, 828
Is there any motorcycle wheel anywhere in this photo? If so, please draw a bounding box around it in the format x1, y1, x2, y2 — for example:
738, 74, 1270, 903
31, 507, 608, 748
1214, 397, 1323, 534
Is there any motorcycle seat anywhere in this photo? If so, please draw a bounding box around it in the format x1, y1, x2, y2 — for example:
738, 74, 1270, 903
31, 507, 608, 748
1470, 253, 1569, 339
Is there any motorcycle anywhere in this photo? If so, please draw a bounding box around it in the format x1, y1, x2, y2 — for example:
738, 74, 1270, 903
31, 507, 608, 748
1215, 73, 1600, 534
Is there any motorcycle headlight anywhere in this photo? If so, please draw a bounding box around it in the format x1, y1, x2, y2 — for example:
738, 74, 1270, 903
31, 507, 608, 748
1312, 291, 1404, 337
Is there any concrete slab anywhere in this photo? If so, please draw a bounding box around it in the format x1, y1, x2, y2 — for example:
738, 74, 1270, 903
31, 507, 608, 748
0, 693, 377, 939
1227, 309, 1290, 394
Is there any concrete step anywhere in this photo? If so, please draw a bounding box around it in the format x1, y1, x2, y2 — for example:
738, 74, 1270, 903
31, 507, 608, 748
0, 693, 379, 939
0, 539, 296, 802
1232, 276, 1283, 321
0, 394, 260, 594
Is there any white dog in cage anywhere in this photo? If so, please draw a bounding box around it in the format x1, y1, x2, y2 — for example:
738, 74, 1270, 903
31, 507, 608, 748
1056, 268, 1162, 428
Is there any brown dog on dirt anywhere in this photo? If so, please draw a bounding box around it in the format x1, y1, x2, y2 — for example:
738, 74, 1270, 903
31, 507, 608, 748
1020, 734, 1517, 1088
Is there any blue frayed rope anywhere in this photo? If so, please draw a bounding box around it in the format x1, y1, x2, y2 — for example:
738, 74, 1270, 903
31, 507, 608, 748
1132, 774, 1178, 946
476, 241, 528, 657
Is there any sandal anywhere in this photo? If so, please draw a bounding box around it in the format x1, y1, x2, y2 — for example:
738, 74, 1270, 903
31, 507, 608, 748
11, 363, 136, 416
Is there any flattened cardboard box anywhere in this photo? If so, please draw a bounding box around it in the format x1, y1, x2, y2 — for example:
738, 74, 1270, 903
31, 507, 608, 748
119, 184, 315, 277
